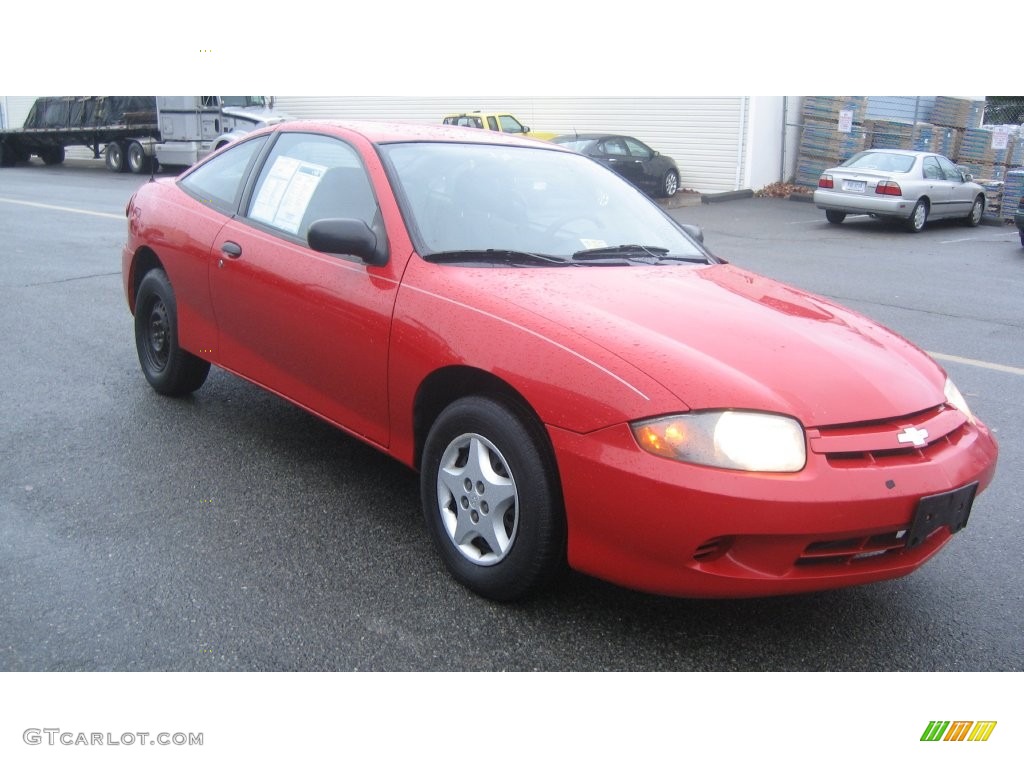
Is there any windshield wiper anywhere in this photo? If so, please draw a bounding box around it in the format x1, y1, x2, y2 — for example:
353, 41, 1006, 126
571, 245, 706, 264
424, 249, 570, 266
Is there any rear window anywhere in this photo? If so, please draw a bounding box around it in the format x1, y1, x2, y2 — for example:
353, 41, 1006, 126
842, 152, 915, 173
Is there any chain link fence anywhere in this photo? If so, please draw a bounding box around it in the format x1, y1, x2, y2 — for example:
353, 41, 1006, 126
984, 97, 1024, 126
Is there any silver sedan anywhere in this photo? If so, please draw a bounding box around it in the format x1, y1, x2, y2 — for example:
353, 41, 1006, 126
813, 149, 986, 233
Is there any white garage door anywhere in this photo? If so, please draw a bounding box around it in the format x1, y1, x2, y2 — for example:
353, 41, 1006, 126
272, 96, 747, 194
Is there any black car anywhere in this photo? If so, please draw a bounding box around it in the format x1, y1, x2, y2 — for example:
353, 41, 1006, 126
552, 133, 680, 198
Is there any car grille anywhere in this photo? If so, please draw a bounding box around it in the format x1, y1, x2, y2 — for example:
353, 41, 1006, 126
808, 404, 968, 468
795, 530, 909, 567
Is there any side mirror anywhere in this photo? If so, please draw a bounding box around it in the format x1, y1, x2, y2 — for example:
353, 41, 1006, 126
308, 218, 388, 266
523, 126, 530, 133
681, 224, 704, 243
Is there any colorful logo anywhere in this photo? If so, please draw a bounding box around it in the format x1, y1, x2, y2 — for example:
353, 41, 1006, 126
921, 721, 997, 742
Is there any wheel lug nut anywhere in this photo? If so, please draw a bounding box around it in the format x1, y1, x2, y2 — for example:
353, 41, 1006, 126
464, 479, 472, 491
480, 501, 489, 515
471, 511, 479, 523
460, 496, 469, 509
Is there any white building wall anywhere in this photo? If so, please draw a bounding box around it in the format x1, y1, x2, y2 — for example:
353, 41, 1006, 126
273, 96, 754, 194
0, 96, 39, 130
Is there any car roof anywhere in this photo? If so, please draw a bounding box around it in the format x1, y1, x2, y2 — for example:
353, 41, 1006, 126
266, 119, 559, 148
859, 149, 935, 157
554, 133, 627, 141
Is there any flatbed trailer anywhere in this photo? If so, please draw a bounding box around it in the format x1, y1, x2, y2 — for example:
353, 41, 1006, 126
0, 96, 283, 173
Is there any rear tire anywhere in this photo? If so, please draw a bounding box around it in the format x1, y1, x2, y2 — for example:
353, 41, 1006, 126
905, 199, 928, 232
0, 142, 17, 167
105, 141, 127, 173
825, 209, 846, 224
134, 270, 210, 396
127, 141, 153, 174
964, 195, 984, 227
40, 146, 65, 165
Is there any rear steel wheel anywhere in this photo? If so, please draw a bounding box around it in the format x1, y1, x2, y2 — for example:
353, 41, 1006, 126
825, 209, 846, 224
105, 141, 126, 173
127, 141, 152, 174
905, 199, 928, 232
134, 270, 210, 396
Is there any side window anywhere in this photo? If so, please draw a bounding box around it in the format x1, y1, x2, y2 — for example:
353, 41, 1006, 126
624, 138, 653, 159
601, 139, 629, 157
497, 115, 526, 133
178, 135, 268, 213
247, 132, 378, 243
922, 157, 943, 180
486, 116, 498, 131
937, 156, 962, 181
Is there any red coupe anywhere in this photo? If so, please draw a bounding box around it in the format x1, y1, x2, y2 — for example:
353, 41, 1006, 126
122, 121, 998, 600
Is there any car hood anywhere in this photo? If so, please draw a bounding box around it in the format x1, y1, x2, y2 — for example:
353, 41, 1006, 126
477, 263, 946, 427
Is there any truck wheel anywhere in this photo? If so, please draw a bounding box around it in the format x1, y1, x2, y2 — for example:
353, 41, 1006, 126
0, 142, 16, 167
127, 141, 153, 174
105, 141, 127, 173
40, 146, 65, 165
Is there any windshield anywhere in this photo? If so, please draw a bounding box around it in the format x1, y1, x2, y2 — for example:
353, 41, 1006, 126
841, 151, 915, 173
380, 142, 705, 262
552, 138, 597, 152
221, 96, 267, 109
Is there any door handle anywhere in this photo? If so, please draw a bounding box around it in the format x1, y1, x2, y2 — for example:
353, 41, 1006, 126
221, 241, 242, 258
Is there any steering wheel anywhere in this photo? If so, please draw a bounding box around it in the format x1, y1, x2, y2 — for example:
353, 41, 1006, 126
544, 215, 605, 238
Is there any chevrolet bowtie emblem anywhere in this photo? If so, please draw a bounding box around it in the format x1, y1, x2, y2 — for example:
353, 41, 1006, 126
897, 426, 929, 447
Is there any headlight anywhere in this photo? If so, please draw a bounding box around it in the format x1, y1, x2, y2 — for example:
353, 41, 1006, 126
944, 377, 975, 424
631, 411, 806, 472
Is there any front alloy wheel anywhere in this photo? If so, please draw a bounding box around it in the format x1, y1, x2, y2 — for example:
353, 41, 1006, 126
965, 196, 984, 227
421, 396, 566, 601
437, 433, 519, 565
661, 170, 679, 198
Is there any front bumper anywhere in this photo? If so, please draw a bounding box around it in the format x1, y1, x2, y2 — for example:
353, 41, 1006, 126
549, 416, 998, 598
814, 189, 914, 219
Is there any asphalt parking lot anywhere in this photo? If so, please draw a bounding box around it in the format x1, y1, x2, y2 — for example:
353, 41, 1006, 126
1, 160, 1022, 672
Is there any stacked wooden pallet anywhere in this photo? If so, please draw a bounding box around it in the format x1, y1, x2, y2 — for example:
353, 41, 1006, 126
1000, 169, 1024, 221
795, 97, 869, 187
866, 119, 914, 149
911, 123, 960, 157
931, 97, 984, 130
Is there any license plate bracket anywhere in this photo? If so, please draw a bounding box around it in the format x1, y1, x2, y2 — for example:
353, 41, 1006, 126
906, 482, 978, 549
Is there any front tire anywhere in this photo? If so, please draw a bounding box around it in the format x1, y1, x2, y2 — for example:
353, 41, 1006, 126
964, 195, 984, 227
825, 209, 846, 224
659, 169, 679, 198
905, 198, 928, 232
134, 270, 210, 396
420, 396, 566, 601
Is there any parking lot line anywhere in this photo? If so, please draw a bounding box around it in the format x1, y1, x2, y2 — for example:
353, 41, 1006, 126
0, 196, 122, 220
929, 351, 1024, 376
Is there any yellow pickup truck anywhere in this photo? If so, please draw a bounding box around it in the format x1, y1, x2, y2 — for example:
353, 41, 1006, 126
442, 111, 557, 141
